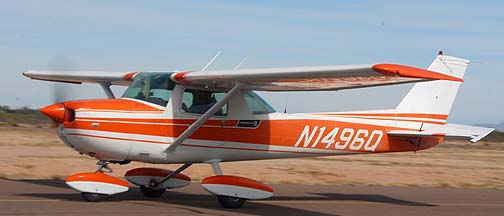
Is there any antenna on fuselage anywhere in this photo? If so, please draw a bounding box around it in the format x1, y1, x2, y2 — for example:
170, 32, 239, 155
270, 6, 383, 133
283, 94, 289, 114
201, 51, 222, 72
234, 57, 248, 70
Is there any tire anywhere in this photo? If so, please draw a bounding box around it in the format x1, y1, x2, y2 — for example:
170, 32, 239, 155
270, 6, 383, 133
81, 192, 109, 202
217, 195, 246, 209
140, 185, 166, 198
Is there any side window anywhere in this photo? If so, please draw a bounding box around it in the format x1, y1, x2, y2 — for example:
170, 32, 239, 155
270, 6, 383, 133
181, 89, 228, 116
243, 92, 276, 115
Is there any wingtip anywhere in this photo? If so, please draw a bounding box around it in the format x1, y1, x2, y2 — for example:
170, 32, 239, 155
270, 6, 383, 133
373, 64, 464, 82
470, 128, 496, 143
22, 70, 32, 78
171, 72, 191, 83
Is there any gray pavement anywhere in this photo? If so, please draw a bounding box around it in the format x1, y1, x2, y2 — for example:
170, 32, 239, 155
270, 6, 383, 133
0, 178, 503, 215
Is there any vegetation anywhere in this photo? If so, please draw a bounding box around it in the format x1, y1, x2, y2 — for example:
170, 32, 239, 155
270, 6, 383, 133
0, 106, 51, 126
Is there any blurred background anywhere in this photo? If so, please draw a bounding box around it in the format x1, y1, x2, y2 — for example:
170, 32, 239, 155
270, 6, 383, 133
0, 0, 503, 125
0, 0, 503, 188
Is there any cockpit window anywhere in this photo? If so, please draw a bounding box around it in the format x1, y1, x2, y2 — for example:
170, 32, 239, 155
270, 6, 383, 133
243, 91, 276, 114
122, 72, 175, 106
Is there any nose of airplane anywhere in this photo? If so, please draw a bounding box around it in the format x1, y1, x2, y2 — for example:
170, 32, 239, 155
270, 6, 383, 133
40, 103, 67, 123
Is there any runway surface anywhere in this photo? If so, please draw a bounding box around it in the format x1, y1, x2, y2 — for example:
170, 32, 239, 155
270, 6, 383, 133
0, 178, 503, 216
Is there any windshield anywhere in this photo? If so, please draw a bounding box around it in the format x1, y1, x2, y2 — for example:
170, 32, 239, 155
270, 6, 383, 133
122, 72, 175, 106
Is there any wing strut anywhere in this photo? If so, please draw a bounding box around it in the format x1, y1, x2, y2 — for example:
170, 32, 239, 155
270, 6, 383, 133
149, 163, 193, 187
164, 83, 242, 152
99, 82, 115, 99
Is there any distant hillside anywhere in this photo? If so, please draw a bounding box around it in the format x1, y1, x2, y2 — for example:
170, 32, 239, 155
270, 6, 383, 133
474, 122, 504, 132
478, 130, 504, 142
0, 106, 51, 126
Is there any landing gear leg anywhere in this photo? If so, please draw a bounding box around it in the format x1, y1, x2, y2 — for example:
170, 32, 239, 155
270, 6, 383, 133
138, 163, 192, 198
96, 160, 112, 173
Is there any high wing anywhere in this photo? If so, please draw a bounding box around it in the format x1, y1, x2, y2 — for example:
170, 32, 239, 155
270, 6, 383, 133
388, 124, 495, 143
23, 63, 464, 91
171, 64, 464, 91
23, 70, 138, 86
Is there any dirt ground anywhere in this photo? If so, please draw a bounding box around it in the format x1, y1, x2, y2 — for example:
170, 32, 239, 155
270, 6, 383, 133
1, 126, 503, 189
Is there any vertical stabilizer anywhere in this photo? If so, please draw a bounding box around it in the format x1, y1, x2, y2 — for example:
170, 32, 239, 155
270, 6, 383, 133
395, 54, 470, 118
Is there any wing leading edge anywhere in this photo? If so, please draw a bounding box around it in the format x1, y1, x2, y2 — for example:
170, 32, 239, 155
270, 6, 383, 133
23, 70, 138, 86
23, 59, 464, 91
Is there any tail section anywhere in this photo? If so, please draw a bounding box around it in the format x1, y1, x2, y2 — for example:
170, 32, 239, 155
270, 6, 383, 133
395, 54, 470, 118
389, 54, 494, 143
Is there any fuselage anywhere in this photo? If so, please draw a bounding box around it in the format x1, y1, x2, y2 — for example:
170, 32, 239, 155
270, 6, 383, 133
45, 72, 444, 164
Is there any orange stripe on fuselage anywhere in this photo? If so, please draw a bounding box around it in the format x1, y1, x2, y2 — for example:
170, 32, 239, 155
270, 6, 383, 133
67, 132, 170, 145
323, 116, 445, 125
64, 99, 164, 112
76, 118, 239, 127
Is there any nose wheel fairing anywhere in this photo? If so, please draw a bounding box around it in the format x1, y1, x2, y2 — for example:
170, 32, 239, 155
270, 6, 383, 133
65, 172, 129, 198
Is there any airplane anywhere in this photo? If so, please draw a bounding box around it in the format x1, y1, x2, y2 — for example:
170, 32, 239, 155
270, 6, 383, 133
23, 52, 494, 208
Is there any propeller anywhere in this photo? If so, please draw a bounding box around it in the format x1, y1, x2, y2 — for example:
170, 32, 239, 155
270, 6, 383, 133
48, 56, 79, 103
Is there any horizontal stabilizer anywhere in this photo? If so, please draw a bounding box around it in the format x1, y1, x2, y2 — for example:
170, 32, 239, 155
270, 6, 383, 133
388, 124, 495, 143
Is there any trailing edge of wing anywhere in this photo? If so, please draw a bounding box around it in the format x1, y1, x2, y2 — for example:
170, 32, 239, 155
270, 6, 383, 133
388, 124, 495, 143
23, 70, 138, 86
171, 63, 464, 91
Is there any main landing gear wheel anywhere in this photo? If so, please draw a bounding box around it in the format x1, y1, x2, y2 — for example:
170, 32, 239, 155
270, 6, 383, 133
140, 185, 166, 198
217, 195, 246, 209
81, 192, 109, 202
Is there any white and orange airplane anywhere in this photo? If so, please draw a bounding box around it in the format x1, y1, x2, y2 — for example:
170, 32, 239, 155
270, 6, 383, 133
24, 52, 493, 208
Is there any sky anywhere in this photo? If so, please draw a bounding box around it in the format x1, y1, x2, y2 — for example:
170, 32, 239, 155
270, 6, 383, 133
0, 0, 502, 124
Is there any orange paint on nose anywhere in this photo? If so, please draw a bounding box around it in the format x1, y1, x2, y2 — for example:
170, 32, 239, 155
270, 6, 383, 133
40, 103, 66, 123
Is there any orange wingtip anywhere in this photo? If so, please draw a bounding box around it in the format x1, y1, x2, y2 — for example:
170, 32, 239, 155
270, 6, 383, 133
373, 64, 463, 82
171, 72, 191, 83
123, 72, 139, 80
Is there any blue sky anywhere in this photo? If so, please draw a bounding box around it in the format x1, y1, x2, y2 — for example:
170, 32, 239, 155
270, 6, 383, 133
0, 0, 502, 124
